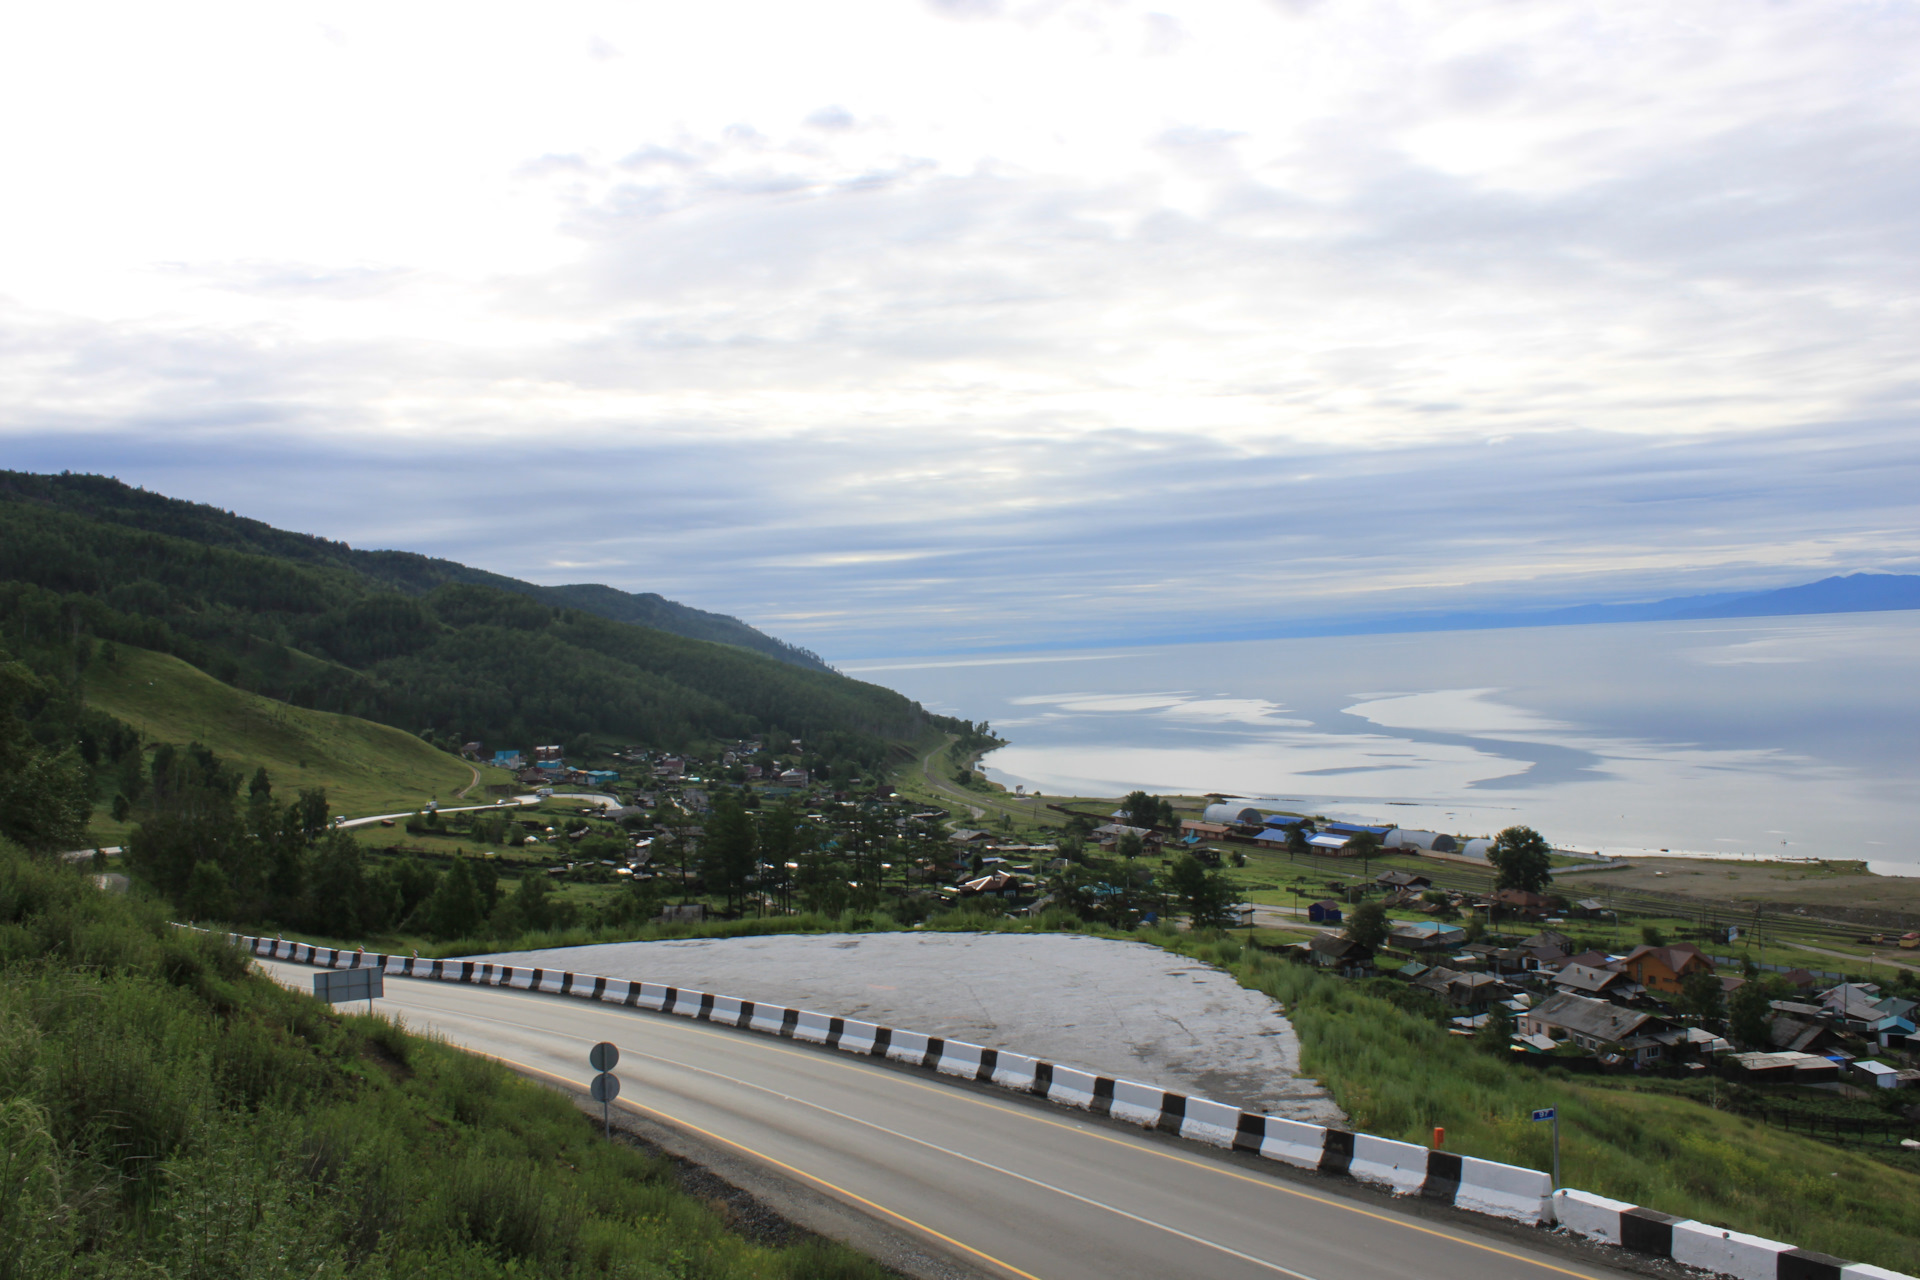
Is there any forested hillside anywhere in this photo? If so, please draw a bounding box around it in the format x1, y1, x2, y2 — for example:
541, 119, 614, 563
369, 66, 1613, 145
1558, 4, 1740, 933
0, 470, 828, 670
0, 473, 952, 764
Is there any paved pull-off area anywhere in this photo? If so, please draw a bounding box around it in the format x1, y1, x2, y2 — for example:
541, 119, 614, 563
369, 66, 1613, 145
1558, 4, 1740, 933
465, 931, 1345, 1124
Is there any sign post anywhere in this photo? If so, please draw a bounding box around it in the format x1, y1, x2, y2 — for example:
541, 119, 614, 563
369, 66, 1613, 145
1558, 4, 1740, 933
1531, 1107, 1560, 1188
313, 966, 383, 1015
589, 1042, 621, 1139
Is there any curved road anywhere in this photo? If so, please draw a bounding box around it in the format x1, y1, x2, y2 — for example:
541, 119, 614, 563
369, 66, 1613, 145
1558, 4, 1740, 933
258, 958, 1627, 1280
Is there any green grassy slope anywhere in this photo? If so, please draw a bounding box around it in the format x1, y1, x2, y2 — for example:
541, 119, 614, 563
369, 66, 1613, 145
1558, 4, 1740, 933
87, 644, 504, 823
0, 841, 883, 1280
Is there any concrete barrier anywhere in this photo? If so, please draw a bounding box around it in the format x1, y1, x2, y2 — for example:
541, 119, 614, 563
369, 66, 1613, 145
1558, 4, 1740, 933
1546, 1189, 1911, 1280
224, 927, 1906, 1276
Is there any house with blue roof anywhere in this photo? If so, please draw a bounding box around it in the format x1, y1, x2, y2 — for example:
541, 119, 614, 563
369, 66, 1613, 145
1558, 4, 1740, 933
1324, 821, 1393, 839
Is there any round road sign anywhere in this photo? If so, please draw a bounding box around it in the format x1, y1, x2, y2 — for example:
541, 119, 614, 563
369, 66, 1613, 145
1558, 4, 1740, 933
590, 1072, 620, 1104
589, 1041, 620, 1072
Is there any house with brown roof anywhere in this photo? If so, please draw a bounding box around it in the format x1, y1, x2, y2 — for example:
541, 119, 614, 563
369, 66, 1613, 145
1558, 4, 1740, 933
1306, 933, 1376, 978
1489, 889, 1554, 919
1522, 992, 1672, 1066
1554, 962, 1633, 1001
1618, 943, 1714, 995
1412, 966, 1508, 1010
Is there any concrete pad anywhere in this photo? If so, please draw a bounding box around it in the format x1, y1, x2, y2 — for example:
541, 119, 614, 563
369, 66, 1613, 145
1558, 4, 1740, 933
466, 931, 1345, 1124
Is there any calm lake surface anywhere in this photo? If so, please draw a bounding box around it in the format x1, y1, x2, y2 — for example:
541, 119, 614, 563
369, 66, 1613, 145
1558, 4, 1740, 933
843, 613, 1920, 874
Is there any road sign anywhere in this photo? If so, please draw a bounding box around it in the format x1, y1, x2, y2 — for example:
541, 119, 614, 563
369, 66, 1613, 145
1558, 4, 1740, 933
314, 967, 383, 1012
1532, 1107, 1561, 1187
589, 1041, 622, 1139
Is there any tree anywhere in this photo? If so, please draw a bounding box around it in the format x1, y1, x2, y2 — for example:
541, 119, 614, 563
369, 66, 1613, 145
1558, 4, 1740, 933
698, 793, 758, 913
182, 860, 234, 921
1346, 899, 1391, 950
306, 830, 372, 938
1122, 790, 1160, 831
1165, 854, 1237, 929
1478, 1001, 1515, 1055
1488, 825, 1552, 894
0, 656, 93, 854
423, 859, 484, 940
1679, 968, 1727, 1030
1350, 832, 1380, 874
1285, 826, 1308, 860
1729, 977, 1779, 1048
1116, 832, 1143, 861
1640, 924, 1667, 947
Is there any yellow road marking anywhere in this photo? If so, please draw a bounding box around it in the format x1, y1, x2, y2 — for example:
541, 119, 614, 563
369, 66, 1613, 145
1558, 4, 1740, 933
487, 1051, 1044, 1280
320, 967, 1607, 1280
575, 1005, 1607, 1280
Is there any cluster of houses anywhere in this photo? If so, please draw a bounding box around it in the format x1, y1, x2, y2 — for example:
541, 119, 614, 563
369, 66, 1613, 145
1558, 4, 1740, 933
1196, 804, 1510, 861
1298, 884, 1918, 1083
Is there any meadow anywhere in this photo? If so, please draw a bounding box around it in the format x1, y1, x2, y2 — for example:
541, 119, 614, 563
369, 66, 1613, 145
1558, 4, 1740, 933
83, 644, 507, 841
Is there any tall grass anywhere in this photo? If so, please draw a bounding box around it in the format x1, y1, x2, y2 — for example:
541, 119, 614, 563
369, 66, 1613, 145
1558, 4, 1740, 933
1159, 932, 1920, 1272
0, 842, 890, 1279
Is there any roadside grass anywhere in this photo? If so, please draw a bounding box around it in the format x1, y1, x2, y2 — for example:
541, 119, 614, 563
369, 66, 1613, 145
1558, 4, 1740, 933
85, 643, 507, 822
1157, 932, 1920, 1272
0, 840, 888, 1279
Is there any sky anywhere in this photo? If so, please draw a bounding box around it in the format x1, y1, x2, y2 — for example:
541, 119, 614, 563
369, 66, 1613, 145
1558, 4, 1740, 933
3, 0, 1918, 660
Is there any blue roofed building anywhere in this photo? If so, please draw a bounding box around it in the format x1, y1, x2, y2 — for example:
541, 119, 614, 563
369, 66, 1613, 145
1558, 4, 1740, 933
1324, 821, 1393, 839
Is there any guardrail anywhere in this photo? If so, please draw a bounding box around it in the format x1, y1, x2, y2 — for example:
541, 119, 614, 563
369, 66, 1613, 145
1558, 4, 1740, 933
229, 931, 1917, 1279
229, 932, 1551, 1224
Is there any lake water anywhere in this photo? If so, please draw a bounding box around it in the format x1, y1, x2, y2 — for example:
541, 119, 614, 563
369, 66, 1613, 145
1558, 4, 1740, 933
842, 613, 1920, 874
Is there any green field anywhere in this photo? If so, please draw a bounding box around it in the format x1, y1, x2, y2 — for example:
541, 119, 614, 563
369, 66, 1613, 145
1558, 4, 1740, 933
86, 644, 509, 834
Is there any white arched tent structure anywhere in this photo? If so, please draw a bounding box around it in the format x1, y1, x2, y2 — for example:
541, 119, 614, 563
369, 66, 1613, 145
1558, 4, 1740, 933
1460, 838, 1494, 861
1203, 803, 1266, 826
1385, 829, 1458, 853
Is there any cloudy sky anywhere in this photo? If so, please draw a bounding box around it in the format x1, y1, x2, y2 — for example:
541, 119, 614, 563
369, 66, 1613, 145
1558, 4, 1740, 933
4, 0, 1917, 658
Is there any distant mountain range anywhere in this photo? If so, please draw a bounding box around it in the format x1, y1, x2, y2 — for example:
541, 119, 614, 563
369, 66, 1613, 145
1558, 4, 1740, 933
1228, 572, 1920, 644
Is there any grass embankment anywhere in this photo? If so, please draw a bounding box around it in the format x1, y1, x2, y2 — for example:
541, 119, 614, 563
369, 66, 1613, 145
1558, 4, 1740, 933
0, 844, 884, 1280
85, 644, 508, 841
1159, 932, 1920, 1272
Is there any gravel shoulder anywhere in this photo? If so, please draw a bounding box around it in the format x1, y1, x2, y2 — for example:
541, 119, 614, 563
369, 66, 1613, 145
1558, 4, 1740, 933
465, 931, 1346, 1125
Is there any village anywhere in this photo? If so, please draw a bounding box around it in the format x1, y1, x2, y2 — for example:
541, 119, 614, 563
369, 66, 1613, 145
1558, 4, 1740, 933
420, 737, 1920, 1114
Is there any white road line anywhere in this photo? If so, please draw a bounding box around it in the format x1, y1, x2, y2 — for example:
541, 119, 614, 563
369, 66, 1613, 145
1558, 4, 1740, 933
417, 990, 1327, 1280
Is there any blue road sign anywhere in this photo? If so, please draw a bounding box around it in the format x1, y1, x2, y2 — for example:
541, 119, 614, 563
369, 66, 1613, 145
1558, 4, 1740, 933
1531, 1107, 1556, 1122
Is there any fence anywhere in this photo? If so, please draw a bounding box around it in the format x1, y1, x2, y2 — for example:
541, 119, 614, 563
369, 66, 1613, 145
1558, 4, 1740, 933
1709, 956, 1848, 984
1728, 1103, 1918, 1147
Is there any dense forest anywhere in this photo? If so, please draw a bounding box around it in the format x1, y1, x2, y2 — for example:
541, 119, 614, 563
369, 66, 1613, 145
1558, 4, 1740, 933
0, 470, 828, 669
0, 472, 960, 760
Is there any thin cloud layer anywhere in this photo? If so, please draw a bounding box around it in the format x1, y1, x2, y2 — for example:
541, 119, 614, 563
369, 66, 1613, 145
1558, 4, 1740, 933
1, 0, 1916, 657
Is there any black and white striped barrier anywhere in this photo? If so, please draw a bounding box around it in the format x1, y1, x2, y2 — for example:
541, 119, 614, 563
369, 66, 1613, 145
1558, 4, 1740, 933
229, 934, 1920, 1279
231, 933, 1552, 1224
1552, 1190, 1908, 1280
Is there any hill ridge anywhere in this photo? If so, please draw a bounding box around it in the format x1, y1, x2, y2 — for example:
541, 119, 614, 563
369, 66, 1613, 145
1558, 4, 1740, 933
0, 470, 827, 671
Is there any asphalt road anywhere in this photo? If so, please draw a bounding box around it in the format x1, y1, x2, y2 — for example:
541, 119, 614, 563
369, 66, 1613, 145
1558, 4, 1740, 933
259, 959, 1630, 1280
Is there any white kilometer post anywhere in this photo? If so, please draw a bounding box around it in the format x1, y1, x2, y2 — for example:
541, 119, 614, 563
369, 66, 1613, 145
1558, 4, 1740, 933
589, 1041, 621, 1139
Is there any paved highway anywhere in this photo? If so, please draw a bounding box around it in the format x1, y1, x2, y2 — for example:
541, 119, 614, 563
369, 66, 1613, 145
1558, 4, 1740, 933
259, 959, 1630, 1280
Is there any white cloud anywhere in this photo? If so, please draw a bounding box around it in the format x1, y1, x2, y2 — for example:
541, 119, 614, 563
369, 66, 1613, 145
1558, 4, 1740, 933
1, 0, 1916, 655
